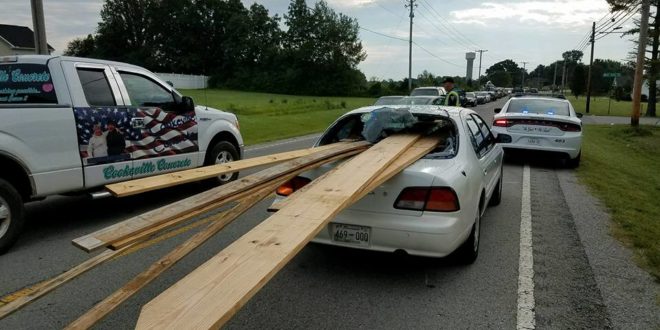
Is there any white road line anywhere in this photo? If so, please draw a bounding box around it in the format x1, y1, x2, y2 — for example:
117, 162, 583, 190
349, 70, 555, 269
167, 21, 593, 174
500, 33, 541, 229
517, 164, 535, 330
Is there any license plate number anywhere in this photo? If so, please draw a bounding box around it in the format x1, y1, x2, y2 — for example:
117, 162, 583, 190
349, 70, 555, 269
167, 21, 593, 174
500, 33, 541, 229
331, 224, 370, 246
527, 137, 540, 145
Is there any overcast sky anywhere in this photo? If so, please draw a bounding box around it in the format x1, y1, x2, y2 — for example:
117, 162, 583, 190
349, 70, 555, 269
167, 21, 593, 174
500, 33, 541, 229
0, 0, 636, 80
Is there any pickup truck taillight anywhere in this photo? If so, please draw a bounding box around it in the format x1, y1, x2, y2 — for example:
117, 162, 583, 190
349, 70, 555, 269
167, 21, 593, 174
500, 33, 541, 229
276, 176, 311, 196
394, 187, 460, 212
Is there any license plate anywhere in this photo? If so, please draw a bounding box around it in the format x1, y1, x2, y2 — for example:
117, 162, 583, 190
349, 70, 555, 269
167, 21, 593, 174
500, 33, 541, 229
527, 137, 540, 145
331, 223, 370, 246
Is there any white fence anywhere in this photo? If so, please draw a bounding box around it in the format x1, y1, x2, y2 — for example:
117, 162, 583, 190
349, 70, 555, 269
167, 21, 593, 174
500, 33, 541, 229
155, 72, 209, 89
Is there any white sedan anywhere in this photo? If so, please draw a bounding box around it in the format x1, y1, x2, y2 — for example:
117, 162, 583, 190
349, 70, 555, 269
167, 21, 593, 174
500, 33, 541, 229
491, 96, 583, 167
272, 105, 504, 263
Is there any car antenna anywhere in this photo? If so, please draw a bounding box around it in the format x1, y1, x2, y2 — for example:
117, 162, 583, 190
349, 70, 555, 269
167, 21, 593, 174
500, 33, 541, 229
202, 64, 209, 111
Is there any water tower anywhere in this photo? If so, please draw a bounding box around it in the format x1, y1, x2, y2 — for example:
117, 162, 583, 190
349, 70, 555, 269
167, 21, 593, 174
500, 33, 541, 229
465, 52, 476, 82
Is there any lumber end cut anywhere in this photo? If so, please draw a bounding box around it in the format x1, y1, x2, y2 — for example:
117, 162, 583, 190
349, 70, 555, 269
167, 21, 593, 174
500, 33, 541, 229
72, 236, 105, 253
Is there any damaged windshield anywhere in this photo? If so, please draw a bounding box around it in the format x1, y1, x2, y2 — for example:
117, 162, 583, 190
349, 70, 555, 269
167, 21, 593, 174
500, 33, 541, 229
319, 108, 458, 159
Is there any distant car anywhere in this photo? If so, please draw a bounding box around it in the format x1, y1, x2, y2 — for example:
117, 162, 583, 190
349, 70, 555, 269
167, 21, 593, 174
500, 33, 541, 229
395, 96, 445, 106
476, 91, 491, 103
465, 92, 478, 107
272, 105, 505, 262
411, 87, 446, 97
374, 96, 405, 106
492, 96, 583, 167
487, 91, 498, 101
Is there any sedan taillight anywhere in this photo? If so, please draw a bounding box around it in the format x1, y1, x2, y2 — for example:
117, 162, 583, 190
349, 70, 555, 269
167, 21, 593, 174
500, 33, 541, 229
394, 187, 460, 212
276, 176, 311, 196
493, 119, 513, 127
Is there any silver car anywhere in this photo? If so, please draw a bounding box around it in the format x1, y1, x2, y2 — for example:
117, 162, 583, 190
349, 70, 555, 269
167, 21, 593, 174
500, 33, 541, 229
273, 106, 504, 263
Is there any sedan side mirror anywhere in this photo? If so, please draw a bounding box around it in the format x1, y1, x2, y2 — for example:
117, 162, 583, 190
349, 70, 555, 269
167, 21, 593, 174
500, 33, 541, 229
494, 108, 502, 113
576, 112, 584, 118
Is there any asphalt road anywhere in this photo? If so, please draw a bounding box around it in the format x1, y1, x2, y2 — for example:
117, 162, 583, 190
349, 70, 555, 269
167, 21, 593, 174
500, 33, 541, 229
0, 98, 658, 329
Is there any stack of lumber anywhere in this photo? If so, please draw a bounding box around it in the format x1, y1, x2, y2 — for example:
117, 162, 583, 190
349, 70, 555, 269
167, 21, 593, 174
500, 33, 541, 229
0, 134, 440, 329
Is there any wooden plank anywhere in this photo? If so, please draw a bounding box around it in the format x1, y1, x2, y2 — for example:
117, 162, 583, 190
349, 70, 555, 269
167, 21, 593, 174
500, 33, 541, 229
72, 141, 370, 253
65, 180, 284, 329
135, 134, 421, 330
0, 247, 126, 320
105, 143, 344, 197
269, 136, 440, 212
107, 150, 363, 251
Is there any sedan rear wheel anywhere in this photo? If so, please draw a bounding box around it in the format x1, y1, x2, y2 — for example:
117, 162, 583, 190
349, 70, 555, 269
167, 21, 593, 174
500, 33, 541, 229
455, 213, 480, 264
566, 152, 581, 168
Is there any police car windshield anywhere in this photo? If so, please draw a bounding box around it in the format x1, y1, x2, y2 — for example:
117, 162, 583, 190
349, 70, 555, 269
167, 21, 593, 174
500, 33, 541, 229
396, 96, 437, 105
507, 99, 570, 116
411, 88, 440, 96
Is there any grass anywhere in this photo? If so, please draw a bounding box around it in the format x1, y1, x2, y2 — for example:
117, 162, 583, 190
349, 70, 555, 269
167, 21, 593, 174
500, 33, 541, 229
568, 95, 654, 117
180, 89, 374, 145
577, 125, 660, 281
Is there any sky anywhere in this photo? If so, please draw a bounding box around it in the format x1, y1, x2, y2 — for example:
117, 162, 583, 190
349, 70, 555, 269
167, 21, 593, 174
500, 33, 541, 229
0, 0, 637, 80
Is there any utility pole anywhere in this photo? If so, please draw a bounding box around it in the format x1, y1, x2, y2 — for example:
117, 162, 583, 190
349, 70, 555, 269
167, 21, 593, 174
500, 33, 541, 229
475, 49, 488, 88
632, 0, 650, 127
521, 61, 529, 88
586, 21, 596, 113
553, 61, 559, 91
406, 0, 417, 92
561, 60, 567, 93
30, 0, 48, 55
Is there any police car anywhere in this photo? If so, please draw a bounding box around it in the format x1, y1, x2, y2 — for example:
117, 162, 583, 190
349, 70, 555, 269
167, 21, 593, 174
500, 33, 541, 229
0, 55, 244, 253
492, 96, 583, 167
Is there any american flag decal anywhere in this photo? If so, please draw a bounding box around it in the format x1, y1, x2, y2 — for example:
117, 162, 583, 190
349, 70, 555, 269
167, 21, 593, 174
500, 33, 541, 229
73, 107, 199, 161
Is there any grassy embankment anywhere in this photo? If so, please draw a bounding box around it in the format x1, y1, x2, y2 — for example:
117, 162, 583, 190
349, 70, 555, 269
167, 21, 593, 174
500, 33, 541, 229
568, 95, 654, 117
180, 89, 374, 145
577, 125, 660, 281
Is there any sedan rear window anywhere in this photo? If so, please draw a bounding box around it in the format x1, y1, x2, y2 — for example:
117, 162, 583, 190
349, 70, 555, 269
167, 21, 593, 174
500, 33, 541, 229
507, 99, 570, 116
0, 64, 57, 104
319, 112, 458, 159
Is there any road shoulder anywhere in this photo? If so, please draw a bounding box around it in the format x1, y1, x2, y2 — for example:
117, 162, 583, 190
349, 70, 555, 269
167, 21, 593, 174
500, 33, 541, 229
557, 169, 660, 329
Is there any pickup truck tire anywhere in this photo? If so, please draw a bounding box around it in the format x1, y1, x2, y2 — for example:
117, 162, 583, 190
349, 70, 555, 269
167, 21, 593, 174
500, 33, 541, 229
0, 179, 25, 254
205, 141, 240, 185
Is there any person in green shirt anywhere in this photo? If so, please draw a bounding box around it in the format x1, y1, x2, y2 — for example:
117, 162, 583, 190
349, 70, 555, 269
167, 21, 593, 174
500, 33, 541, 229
442, 77, 460, 106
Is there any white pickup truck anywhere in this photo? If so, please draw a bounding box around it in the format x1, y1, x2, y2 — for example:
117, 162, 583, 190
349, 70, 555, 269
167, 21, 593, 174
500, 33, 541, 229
0, 55, 244, 253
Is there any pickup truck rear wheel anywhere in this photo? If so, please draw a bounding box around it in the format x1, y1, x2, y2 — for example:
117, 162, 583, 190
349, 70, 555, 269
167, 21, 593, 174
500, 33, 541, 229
0, 179, 25, 254
205, 141, 240, 185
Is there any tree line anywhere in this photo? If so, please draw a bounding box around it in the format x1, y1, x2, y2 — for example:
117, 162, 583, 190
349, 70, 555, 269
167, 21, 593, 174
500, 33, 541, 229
64, 0, 367, 96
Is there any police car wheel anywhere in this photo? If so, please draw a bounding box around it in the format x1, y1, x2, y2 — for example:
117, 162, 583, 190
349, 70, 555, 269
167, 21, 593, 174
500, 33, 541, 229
0, 179, 25, 254
205, 141, 240, 185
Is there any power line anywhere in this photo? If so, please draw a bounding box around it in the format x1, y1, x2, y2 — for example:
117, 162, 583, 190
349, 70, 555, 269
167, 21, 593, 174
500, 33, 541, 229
416, 0, 476, 50
412, 41, 462, 67
418, 0, 482, 49
359, 26, 409, 42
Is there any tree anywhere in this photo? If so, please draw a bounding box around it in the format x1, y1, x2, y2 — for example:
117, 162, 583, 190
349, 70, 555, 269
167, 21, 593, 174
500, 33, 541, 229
94, 0, 157, 68
63, 34, 97, 57
608, 0, 658, 116
562, 50, 584, 63
485, 60, 522, 86
282, 0, 367, 95
571, 64, 587, 98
